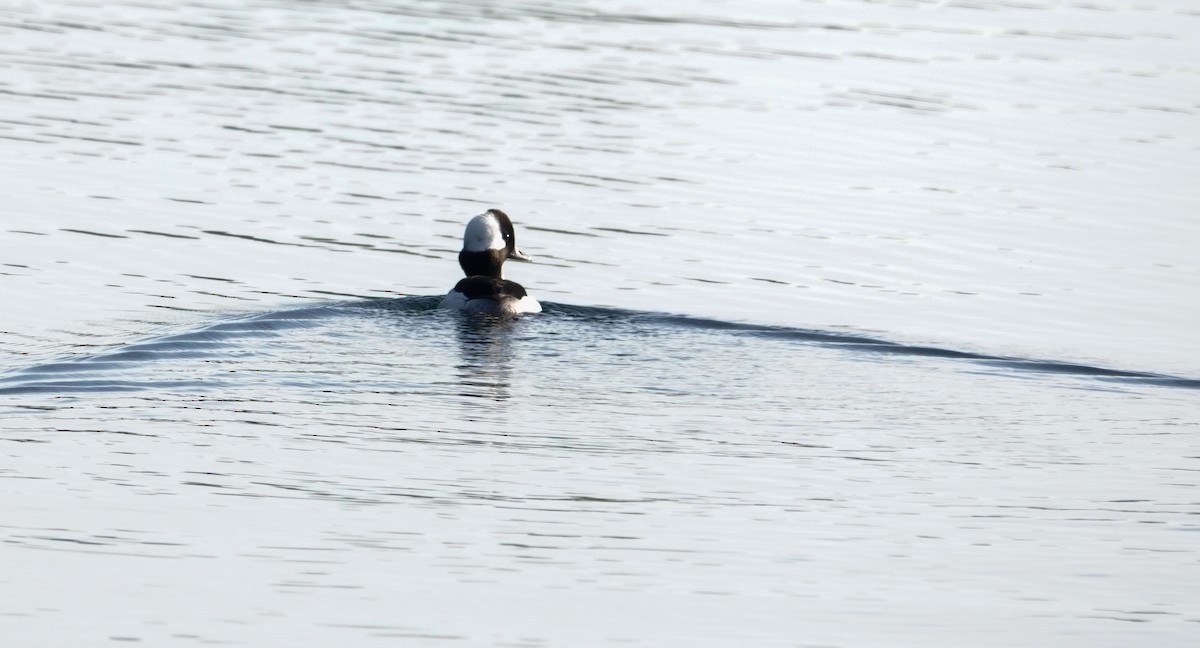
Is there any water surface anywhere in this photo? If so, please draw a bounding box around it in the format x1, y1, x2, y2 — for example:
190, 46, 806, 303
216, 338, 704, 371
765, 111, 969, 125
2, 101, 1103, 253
1, 0, 1198, 646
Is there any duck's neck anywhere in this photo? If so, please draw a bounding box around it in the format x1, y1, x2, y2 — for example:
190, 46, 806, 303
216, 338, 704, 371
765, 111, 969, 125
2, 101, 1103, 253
459, 249, 506, 279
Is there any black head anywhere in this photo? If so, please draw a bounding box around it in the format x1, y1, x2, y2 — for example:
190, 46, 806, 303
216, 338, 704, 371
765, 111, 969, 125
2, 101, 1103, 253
457, 209, 532, 279
485, 209, 531, 263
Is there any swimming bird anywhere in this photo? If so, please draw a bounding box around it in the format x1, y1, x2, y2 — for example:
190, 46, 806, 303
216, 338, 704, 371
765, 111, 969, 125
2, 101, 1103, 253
439, 209, 542, 315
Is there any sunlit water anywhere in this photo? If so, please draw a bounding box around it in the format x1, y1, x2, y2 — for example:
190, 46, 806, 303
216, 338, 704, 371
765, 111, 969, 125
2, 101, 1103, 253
2, 0, 1199, 646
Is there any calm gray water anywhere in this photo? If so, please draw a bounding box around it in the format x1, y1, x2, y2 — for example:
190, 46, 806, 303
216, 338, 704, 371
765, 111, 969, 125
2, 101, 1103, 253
2, 0, 1199, 646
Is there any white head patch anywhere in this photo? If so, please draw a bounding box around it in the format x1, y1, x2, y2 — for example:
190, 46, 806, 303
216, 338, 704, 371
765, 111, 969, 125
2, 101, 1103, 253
462, 212, 505, 252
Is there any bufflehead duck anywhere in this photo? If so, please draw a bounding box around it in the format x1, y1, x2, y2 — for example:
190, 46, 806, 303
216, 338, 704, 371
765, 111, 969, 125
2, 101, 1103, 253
439, 209, 542, 315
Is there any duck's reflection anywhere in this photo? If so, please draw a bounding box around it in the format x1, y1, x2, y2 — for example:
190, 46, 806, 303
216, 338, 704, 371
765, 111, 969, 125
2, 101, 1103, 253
452, 313, 519, 402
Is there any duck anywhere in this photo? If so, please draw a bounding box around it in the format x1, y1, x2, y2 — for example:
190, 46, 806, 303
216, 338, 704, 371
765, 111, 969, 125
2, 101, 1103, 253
439, 209, 542, 315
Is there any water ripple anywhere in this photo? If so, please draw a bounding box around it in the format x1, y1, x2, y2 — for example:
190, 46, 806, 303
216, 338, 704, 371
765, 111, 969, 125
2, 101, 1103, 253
2, 299, 1195, 399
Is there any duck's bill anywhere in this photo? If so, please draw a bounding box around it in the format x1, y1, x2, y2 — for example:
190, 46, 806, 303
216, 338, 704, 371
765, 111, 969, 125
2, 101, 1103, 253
509, 248, 533, 262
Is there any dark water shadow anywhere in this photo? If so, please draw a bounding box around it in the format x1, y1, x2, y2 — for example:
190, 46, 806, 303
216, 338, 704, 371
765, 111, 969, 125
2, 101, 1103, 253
449, 313, 520, 402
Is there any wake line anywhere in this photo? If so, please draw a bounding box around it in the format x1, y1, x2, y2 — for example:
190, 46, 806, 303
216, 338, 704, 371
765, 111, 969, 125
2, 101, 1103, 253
2, 298, 1196, 396
635, 311, 1200, 390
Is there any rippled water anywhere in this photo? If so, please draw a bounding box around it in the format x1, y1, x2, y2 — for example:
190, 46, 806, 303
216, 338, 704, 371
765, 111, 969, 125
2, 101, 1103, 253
2, 0, 1199, 646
